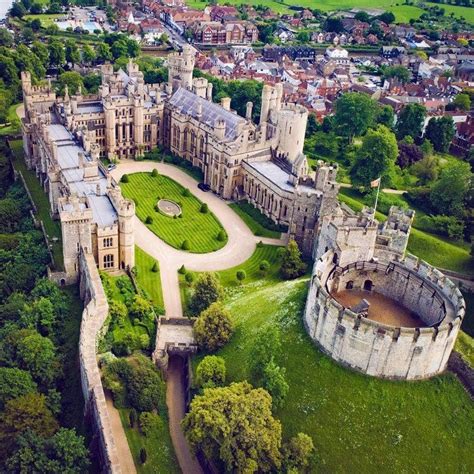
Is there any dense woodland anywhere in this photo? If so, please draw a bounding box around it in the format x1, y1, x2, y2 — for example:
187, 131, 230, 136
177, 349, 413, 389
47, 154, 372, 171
0, 145, 90, 472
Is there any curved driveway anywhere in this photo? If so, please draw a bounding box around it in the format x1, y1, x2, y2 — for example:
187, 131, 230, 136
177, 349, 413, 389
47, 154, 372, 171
111, 161, 285, 317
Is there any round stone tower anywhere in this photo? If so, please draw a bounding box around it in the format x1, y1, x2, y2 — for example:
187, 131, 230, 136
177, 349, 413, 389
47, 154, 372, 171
117, 196, 135, 270
276, 104, 308, 163
167, 45, 195, 92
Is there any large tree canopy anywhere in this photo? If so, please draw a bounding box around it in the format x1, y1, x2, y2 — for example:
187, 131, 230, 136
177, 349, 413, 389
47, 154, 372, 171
396, 103, 427, 141
350, 125, 398, 188
333, 93, 378, 142
182, 381, 282, 473
424, 116, 455, 153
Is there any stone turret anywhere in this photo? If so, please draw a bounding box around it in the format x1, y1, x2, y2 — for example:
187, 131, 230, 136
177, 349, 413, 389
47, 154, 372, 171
167, 44, 195, 93
275, 103, 308, 164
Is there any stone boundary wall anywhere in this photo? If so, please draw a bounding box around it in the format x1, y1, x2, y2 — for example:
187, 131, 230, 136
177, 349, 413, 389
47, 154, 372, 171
304, 251, 465, 380
78, 250, 121, 473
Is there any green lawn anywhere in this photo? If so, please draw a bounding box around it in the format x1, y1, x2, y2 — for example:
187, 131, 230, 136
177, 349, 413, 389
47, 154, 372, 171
426, 2, 474, 23
229, 201, 283, 239
120, 172, 227, 253
135, 246, 164, 313
192, 273, 474, 472
0, 103, 21, 137
24, 13, 64, 26
186, 0, 426, 22
118, 408, 179, 474
338, 188, 474, 276
9, 139, 64, 270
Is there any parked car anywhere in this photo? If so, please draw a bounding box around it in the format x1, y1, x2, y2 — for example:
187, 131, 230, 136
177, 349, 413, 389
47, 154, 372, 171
107, 164, 116, 171
197, 183, 211, 192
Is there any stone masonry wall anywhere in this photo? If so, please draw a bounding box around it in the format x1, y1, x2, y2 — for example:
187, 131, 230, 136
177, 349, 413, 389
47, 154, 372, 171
304, 251, 465, 380
78, 250, 121, 473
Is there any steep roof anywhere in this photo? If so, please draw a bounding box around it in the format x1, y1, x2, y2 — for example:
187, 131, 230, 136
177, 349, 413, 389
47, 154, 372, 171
169, 87, 245, 141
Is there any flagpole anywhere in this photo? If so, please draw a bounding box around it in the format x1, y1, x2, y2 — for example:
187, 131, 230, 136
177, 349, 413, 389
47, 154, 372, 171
373, 177, 381, 217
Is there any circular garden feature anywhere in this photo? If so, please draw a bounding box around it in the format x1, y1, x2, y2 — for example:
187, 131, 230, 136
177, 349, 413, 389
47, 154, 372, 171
120, 172, 227, 253
157, 199, 182, 218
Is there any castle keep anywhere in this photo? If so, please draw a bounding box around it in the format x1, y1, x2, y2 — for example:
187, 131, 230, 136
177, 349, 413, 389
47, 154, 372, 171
304, 207, 466, 380
22, 45, 339, 259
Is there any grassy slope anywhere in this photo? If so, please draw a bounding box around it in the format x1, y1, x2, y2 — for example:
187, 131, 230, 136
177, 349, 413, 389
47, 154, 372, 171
229, 202, 281, 239
24, 13, 64, 26
9, 139, 64, 269
338, 188, 473, 276
121, 172, 227, 253
186, 0, 426, 22
426, 2, 474, 23
0, 103, 21, 137
135, 246, 164, 311
193, 274, 474, 472
118, 408, 180, 474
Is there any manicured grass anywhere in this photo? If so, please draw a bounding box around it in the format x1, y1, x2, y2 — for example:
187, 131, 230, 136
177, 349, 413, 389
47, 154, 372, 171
456, 331, 474, 368
24, 13, 64, 26
193, 275, 474, 472
120, 172, 227, 253
0, 103, 21, 137
135, 246, 164, 312
338, 188, 474, 276
229, 201, 283, 239
118, 408, 179, 474
9, 139, 64, 270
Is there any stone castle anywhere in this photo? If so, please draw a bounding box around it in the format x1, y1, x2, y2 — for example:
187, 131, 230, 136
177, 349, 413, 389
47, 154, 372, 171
304, 207, 466, 380
22, 45, 339, 264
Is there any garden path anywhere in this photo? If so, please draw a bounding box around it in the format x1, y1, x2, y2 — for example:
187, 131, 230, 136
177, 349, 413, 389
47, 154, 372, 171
112, 160, 285, 473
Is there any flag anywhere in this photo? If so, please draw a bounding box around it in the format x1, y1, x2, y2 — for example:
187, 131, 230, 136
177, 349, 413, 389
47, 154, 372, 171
370, 178, 381, 188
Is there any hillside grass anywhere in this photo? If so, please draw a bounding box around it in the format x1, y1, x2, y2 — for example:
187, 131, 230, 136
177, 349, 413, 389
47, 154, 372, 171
426, 2, 474, 23
135, 246, 164, 312
0, 103, 21, 136
192, 272, 474, 472
9, 139, 64, 270
185, 0, 426, 22
118, 408, 179, 474
24, 13, 64, 26
120, 172, 227, 253
229, 201, 283, 239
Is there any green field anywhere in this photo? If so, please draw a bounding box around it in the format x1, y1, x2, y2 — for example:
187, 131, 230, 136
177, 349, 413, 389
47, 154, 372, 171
135, 246, 164, 312
119, 408, 179, 474
24, 13, 64, 26
120, 172, 227, 253
229, 201, 283, 239
9, 139, 64, 269
186, 0, 429, 22
426, 2, 474, 23
192, 271, 474, 472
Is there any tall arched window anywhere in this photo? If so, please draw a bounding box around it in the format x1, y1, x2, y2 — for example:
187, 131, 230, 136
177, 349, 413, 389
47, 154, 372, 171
103, 254, 114, 269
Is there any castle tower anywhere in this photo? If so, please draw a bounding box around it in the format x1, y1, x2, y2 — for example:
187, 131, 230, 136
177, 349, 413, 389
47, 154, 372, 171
167, 45, 195, 93
59, 194, 93, 280
118, 197, 135, 270
103, 99, 116, 160
276, 104, 308, 163
376, 206, 415, 257
133, 96, 144, 156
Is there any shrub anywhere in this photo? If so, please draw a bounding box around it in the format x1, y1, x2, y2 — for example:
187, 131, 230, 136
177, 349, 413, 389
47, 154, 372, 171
178, 264, 187, 274
259, 260, 270, 274
121, 174, 129, 183
416, 215, 465, 240
151, 168, 159, 177
185, 272, 195, 285
181, 240, 190, 250
194, 303, 234, 352
182, 188, 191, 197
145, 216, 153, 225
129, 408, 137, 428
129, 295, 153, 322
283, 433, 315, 471
139, 334, 150, 350
250, 325, 282, 379
140, 448, 147, 464
200, 203, 208, 213
139, 411, 164, 437
196, 355, 226, 389
280, 240, 306, 280
217, 230, 226, 241
151, 261, 159, 273
262, 361, 289, 409
154, 204, 159, 212
112, 340, 132, 357
189, 272, 223, 316
236, 270, 246, 284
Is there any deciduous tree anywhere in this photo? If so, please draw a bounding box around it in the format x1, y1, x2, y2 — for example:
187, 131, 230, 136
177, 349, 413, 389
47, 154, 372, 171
280, 240, 306, 280
424, 116, 455, 153
182, 382, 282, 472
196, 355, 226, 389
189, 272, 223, 316
396, 103, 426, 141
194, 303, 233, 352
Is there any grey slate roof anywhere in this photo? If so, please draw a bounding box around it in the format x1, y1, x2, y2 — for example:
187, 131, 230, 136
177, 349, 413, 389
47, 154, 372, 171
169, 87, 245, 141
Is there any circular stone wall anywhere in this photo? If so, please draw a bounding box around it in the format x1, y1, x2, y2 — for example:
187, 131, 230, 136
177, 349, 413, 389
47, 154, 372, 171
304, 254, 465, 380
157, 199, 182, 217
